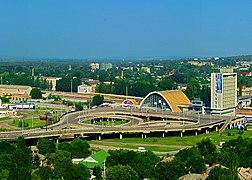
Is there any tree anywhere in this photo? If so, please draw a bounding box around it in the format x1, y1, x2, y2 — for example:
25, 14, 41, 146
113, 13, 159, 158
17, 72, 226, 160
216, 150, 239, 177
33, 154, 41, 168
106, 150, 159, 179
197, 138, 217, 165
93, 166, 102, 180
37, 138, 56, 155
58, 142, 72, 153
175, 146, 206, 174
30, 88, 42, 99
154, 159, 186, 180
158, 77, 176, 90
70, 137, 90, 158
47, 150, 90, 180
72, 163, 90, 180
130, 151, 160, 179
92, 94, 104, 106
35, 166, 53, 180
0, 169, 9, 180
184, 80, 201, 100
9, 136, 32, 180
106, 165, 140, 180
207, 166, 238, 180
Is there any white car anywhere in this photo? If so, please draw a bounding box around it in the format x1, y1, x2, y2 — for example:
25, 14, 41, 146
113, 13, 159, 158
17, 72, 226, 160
137, 147, 147, 152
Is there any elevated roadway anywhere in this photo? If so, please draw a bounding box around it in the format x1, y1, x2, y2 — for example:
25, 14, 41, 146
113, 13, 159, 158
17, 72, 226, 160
0, 107, 245, 141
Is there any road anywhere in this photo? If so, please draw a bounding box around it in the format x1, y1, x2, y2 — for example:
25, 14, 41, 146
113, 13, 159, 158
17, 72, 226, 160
0, 106, 245, 140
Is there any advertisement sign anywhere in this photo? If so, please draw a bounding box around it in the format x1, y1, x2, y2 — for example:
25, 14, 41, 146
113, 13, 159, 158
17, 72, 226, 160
216, 74, 222, 93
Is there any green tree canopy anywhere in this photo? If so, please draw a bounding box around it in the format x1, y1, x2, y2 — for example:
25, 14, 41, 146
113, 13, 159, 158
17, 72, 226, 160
92, 94, 104, 106
154, 159, 186, 180
207, 166, 238, 180
37, 138, 56, 155
106, 165, 140, 180
70, 137, 90, 158
9, 136, 32, 180
175, 146, 206, 174
197, 138, 217, 165
30, 88, 42, 99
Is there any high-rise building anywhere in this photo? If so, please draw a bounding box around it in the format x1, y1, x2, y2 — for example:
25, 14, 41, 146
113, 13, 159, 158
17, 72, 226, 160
211, 68, 237, 115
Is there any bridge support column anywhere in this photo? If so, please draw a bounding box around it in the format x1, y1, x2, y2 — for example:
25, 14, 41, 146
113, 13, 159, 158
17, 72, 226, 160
195, 131, 198, 136
141, 134, 144, 139
216, 126, 218, 132
162, 133, 165, 138
56, 138, 59, 144
120, 133, 123, 140
206, 129, 208, 134
98, 135, 101, 141
144, 134, 147, 139
180, 132, 183, 137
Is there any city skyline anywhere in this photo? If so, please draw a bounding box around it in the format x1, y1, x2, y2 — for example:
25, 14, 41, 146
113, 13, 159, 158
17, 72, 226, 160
1, 0, 252, 59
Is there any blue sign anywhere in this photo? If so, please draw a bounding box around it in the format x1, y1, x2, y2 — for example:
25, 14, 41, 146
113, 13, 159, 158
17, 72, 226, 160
216, 74, 222, 93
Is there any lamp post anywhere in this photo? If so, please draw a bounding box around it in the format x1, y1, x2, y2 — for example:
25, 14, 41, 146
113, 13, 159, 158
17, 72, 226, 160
70, 77, 77, 95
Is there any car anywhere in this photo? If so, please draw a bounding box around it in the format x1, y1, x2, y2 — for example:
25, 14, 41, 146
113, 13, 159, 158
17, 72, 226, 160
137, 147, 146, 152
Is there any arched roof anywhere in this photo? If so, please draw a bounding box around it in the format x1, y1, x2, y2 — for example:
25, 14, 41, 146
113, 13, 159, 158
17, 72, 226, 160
140, 90, 191, 112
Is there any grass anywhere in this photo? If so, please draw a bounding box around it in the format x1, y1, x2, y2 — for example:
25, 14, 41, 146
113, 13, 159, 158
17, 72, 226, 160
91, 128, 252, 147
83, 119, 129, 126
0, 128, 12, 132
0, 116, 11, 121
90, 141, 180, 152
8, 118, 54, 129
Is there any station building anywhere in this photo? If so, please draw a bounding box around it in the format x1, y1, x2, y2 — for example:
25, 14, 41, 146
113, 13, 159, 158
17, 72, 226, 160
139, 90, 191, 112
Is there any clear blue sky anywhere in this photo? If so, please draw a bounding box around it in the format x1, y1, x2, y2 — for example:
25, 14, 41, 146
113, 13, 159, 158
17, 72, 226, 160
0, 0, 252, 59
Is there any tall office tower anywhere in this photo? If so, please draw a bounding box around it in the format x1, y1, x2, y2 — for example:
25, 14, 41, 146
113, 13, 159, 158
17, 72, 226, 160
211, 68, 237, 115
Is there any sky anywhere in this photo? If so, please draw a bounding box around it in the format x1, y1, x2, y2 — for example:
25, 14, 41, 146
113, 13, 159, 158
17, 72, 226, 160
0, 0, 252, 59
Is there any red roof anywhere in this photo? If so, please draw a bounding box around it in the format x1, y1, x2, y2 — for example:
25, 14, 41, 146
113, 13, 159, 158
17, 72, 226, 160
238, 72, 251, 75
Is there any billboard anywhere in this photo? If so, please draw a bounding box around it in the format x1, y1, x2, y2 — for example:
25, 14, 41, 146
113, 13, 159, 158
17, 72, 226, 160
216, 74, 222, 93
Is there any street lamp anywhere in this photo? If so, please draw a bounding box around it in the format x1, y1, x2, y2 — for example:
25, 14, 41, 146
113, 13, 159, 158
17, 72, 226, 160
70, 77, 77, 94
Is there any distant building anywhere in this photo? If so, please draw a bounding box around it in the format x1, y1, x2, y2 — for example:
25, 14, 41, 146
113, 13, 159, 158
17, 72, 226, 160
90, 63, 99, 71
237, 72, 251, 76
77, 84, 95, 94
100, 63, 112, 71
141, 67, 150, 73
0, 84, 32, 96
211, 69, 237, 115
45, 77, 62, 91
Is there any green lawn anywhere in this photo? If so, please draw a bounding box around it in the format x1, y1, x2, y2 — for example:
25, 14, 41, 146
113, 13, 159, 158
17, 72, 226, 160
0, 116, 11, 121
90, 141, 180, 152
92, 128, 252, 147
8, 118, 54, 129
83, 119, 129, 126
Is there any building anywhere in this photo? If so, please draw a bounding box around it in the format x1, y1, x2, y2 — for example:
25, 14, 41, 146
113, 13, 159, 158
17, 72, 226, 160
80, 149, 110, 169
0, 84, 32, 96
140, 90, 191, 112
211, 69, 237, 115
100, 63, 112, 71
0, 85, 32, 102
90, 63, 99, 71
78, 84, 95, 94
45, 77, 62, 91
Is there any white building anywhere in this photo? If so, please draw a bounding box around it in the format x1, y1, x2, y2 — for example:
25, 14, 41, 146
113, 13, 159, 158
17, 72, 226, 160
77, 84, 94, 94
211, 69, 237, 115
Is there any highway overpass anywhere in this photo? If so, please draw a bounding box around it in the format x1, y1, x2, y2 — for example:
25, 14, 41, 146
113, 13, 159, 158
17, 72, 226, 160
0, 107, 246, 141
